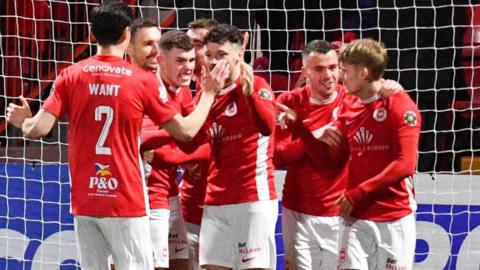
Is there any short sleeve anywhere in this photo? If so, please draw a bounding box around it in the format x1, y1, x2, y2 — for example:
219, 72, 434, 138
42, 69, 69, 119
143, 77, 178, 126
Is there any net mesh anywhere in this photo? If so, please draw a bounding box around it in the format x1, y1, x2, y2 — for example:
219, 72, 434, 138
1, 1, 480, 269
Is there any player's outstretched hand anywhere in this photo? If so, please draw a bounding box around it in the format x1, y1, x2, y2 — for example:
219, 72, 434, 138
6, 96, 32, 129
201, 60, 230, 96
240, 61, 254, 96
276, 102, 297, 129
312, 123, 343, 147
379, 79, 403, 98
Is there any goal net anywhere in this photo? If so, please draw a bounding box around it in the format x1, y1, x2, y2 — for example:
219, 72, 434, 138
1, 1, 479, 269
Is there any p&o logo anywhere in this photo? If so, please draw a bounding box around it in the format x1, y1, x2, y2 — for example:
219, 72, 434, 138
89, 163, 119, 192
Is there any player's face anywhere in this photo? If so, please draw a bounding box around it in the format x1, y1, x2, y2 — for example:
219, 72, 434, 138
205, 41, 242, 84
128, 27, 161, 71
186, 28, 209, 76
303, 50, 339, 98
339, 62, 364, 95
159, 48, 196, 87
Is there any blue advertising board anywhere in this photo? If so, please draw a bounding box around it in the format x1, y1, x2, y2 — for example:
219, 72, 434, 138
1, 165, 479, 269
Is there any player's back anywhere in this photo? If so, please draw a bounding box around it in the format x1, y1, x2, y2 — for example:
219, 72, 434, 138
43, 55, 175, 217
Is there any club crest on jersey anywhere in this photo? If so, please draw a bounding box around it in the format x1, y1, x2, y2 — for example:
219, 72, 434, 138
373, 107, 387, 122
258, 88, 273, 101
158, 85, 169, 103
225, 102, 237, 117
403, 110, 417, 126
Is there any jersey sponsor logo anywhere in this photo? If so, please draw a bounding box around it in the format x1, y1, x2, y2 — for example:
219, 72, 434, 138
95, 163, 112, 176
352, 127, 390, 152
82, 64, 132, 76
225, 102, 237, 117
168, 232, 187, 244
258, 88, 273, 100
238, 242, 261, 259
385, 257, 407, 270
88, 163, 119, 194
403, 110, 417, 126
89, 83, 120, 96
208, 122, 225, 145
353, 127, 373, 145
373, 107, 387, 122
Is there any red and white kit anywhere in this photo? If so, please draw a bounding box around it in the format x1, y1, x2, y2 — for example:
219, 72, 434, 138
43, 54, 177, 269
275, 84, 349, 269
141, 83, 194, 266
335, 91, 421, 270
197, 76, 278, 269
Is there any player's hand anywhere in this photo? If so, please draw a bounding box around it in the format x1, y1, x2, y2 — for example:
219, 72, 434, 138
336, 195, 356, 226
201, 60, 230, 96
240, 61, 254, 96
6, 96, 32, 129
312, 123, 343, 147
379, 79, 403, 98
276, 102, 297, 129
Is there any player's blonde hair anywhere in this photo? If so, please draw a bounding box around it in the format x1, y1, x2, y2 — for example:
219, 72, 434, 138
339, 39, 388, 80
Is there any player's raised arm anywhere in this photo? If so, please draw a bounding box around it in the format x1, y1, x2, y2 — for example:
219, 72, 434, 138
160, 59, 229, 142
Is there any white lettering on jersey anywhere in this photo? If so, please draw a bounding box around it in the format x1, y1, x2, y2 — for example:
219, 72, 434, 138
89, 83, 120, 96
82, 65, 133, 76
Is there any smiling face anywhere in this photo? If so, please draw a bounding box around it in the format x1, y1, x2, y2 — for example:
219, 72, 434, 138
159, 48, 196, 87
127, 26, 161, 71
187, 27, 210, 76
303, 50, 339, 98
204, 41, 242, 84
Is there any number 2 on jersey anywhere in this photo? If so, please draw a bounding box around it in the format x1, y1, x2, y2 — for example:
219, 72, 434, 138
95, 106, 113, 155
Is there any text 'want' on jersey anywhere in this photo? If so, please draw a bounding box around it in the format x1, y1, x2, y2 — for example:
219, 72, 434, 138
43, 55, 176, 217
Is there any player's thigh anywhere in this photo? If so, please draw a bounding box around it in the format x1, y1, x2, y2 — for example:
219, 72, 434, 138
338, 219, 376, 270
186, 222, 201, 270
151, 208, 171, 268
312, 216, 340, 270
169, 196, 189, 260
74, 215, 110, 270
232, 200, 278, 270
376, 214, 416, 270
199, 205, 235, 269
281, 207, 316, 270
100, 216, 153, 270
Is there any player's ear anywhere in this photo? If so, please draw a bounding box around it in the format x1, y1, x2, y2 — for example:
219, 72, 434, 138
120, 26, 131, 44
360, 66, 370, 80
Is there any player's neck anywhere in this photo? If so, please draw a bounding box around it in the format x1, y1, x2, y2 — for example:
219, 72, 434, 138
96, 44, 127, 59
358, 80, 383, 102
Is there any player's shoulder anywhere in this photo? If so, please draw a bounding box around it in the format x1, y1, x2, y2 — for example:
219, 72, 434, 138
387, 90, 419, 112
276, 86, 306, 105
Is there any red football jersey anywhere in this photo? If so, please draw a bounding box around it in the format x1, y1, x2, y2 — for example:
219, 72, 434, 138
199, 76, 277, 205
335, 91, 421, 221
179, 162, 209, 224
142, 84, 194, 209
42, 55, 177, 217
275, 84, 348, 216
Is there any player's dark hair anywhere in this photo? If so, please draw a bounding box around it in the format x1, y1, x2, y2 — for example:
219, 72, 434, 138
90, 0, 133, 46
302, 40, 334, 59
159, 30, 194, 51
130, 17, 158, 44
203, 24, 242, 46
